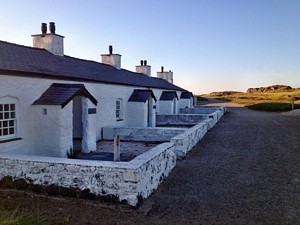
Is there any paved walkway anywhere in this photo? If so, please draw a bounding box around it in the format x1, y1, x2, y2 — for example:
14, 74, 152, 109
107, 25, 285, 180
139, 100, 300, 224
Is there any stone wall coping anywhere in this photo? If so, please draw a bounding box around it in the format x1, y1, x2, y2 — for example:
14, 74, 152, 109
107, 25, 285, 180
130, 142, 174, 168
114, 127, 187, 131
0, 142, 175, 170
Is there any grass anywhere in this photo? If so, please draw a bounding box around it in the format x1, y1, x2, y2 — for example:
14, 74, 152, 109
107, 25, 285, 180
0, 207, 46, 225
0, 205, 73, 225
203, 88, 300, 112
248, 102, 300, 111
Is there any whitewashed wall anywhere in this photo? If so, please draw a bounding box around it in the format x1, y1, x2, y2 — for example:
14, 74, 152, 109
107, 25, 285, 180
127, 102, 147, 127
0, 142, 176, 206
158, 100, 174, 114
0, 75, 57, 155
179, 97, 193, 109
31, 104, 73, 157
0, 74, 185, 157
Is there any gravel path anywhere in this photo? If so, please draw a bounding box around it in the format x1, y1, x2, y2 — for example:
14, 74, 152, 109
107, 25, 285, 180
138, 100, 300, 224
1, 100, 300, 224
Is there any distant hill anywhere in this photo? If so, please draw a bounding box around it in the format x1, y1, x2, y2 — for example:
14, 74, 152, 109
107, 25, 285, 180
209, 91, 243, 96
246, 85, 293, 93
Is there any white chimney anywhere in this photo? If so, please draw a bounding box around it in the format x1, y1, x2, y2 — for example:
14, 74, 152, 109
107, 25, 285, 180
32, 22, 64, 56
157, 66, 174, 84
135, 60, 151, 77
101, 45, 122, 70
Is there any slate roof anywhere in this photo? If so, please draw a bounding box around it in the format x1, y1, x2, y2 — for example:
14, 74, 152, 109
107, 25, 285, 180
128, 89, 157, 102
159, 91, 179, 101
32, 83, 98, 108
0, 40, 186, 91
180, 91, 193, 99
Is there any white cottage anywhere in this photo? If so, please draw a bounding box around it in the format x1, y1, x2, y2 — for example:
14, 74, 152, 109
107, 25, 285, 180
0, 22, 193, 158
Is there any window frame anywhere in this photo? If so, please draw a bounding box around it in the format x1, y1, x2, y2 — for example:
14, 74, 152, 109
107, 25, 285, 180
115, 98, 123, 121
0, 97, 19, 141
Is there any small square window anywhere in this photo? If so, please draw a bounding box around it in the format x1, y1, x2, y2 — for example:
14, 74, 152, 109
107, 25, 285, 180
116, 99, 123, 120
10, 112, 15, 118
3, 128, 8, 135
3, 121, 8, 128
0, 105, 2, 111
0, 113, 2, 120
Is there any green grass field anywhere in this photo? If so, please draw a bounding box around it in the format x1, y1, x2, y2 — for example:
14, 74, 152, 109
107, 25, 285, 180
200, 88, 300, 112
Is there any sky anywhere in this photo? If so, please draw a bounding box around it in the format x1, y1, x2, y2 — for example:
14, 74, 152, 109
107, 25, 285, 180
0, 0, 299, 94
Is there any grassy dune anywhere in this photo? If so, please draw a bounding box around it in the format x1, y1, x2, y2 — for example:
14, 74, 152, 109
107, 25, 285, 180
202, 88, 300, 112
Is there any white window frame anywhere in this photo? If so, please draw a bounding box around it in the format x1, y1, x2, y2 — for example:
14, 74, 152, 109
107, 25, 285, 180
116, 98, 123, 120
0, 97, 19, 141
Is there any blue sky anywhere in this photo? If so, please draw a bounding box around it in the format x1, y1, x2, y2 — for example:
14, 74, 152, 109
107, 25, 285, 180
1, 0, 299, 94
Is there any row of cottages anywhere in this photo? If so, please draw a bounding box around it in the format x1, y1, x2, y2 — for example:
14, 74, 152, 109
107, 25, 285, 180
0, 22, 194, 158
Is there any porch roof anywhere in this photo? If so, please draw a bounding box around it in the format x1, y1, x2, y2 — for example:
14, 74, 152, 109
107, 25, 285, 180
159, 91, 178, 101
32, 83, 98, 108
128, 89, 157, 102
180, 91, 193, 99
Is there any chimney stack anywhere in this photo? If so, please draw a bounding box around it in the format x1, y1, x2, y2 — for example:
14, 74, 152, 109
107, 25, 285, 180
101, 45, 122, 70
32, 22, 64, 56
136, 59, 151, 77
157, 66, 174, 84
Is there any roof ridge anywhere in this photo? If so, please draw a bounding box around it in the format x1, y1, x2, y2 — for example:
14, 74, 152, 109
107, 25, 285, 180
0, 40, 50, 53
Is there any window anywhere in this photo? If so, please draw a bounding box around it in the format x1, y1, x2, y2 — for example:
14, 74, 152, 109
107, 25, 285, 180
116, 99, 123, 120
0, 103, 17, 140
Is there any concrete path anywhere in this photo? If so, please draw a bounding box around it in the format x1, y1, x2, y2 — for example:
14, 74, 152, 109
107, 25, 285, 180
139, 100, 300, 224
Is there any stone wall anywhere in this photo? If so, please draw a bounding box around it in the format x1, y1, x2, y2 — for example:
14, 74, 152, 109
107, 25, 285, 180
0, 142, 176, 206
103, 127, 186, 142
171, 119, 210, 158
180, 106, 226, 115
156, 114, 207, 126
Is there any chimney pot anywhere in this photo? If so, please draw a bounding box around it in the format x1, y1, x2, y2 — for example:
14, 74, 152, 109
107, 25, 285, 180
144, 60, 147, 66
41, 23, 47, 34
161, 66, 164, 72
140, 60, 143, 66
109, 45, 113, 55
49, 22, 55, 34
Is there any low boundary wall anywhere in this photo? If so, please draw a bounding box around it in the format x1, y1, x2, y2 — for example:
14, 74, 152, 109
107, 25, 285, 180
171, 119, 209, 158
180, 106, 226, 115
156, 115, 207, 126
103, 127, 187, 142
0, 142, 176, 206
0, 106, 226, 206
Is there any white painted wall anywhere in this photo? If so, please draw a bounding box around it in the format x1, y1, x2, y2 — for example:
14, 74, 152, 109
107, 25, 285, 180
0, 142, 176, 206
127, 102, 147, 127
31, 104, 73, 157
32, 34, 64, 56
101, 54, 121, 70
81, 98, 97, 153
0, 74, 171, 157
179, 97, 193, 109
